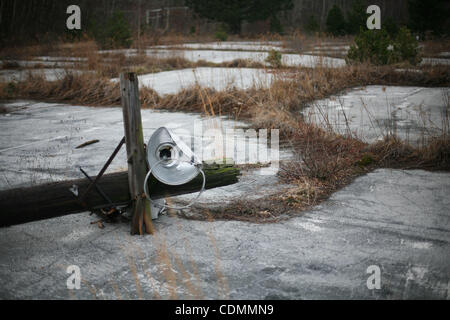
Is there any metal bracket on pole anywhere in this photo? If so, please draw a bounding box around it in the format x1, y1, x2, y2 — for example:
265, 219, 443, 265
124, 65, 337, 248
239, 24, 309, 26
80, 136, 125, 203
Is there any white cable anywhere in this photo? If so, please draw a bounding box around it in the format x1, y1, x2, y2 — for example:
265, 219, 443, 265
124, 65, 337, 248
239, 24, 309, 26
143, 159, 206, 210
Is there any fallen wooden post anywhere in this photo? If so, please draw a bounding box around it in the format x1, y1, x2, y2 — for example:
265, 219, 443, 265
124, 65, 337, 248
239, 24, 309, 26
0, 162, 240, 228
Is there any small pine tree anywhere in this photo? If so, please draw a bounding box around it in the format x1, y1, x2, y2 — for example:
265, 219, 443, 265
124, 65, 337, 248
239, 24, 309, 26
326, 5, 347, 36
347, 27, 421, 65
393, 26, 422, 65
265, 50, 282, 68
346, 0, 368, 35
105, 10, 132, 49
215, 24, 228, 41
347, 28, 393, 65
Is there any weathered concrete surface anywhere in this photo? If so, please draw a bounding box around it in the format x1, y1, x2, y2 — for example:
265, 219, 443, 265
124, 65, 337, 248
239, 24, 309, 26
0, 101, 267, 190
125, 67, 274, 95
304, 86, 449, 145
0, 168, 449, 299
100, 48, 346, 68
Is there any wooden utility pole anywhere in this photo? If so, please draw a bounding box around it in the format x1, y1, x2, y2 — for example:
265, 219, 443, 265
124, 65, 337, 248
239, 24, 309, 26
0, 73, 243, 230
120, 72, 153, 235
0, 163, 240, 228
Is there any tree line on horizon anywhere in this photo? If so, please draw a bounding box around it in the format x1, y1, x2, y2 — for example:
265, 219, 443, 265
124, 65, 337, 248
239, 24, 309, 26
0, 0, 448, 47
311, 0, 449, 37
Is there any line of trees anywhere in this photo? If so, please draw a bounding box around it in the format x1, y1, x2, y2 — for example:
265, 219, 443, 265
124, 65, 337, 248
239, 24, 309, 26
305, 0, 449, 37
186, 0, 293, 34
0, 0, 95, 46
407, 0, 449, 36
1, 0, 295, 46
0, 0, 138, 47
1, 0, 447, 47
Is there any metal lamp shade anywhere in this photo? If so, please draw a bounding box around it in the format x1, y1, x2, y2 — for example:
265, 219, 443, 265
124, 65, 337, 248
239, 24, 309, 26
146, 127, 200, 186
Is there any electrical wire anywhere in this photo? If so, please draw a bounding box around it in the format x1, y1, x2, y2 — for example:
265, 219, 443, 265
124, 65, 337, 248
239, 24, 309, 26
143, 159, 206, 210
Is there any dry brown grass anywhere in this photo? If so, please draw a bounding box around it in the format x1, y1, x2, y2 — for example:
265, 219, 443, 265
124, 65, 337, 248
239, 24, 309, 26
191, 127, 449, 223
135, 32, 215, 47
1, 61, 21, 69
0, 104, 8, 114
2, 62, 448, 120
283, 31, 352, 56
1, 40, 270, 79
421, 38, 450, 58
0, 37, 99, 60
92, 53, 198, 78
0, 73, 122, 105
163, 65, 448, 222
368, 136, 450, 170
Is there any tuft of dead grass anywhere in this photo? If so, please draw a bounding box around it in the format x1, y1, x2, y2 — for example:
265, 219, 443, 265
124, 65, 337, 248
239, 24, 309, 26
2, 63, 449, 131
421, 38, 450, 58
0, 104, 8, 114
368, 136, 450, 170
0, 73, 122, 105
1, 61, 21, 70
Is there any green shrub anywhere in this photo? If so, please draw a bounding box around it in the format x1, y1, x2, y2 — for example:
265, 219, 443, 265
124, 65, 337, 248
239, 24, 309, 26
107, 10, 132, 48
64, 29, 83, 41
347, 27, 421, 65
215, 30, 228, 41
347, 28, 393, 65
358, 154, 375, 167
265, 50, 282, 68
326, 4, 347, 36
392, 27, 422, 65
215, 25, 228, 41
93, 10, 132, 49
384, 17, 399, 36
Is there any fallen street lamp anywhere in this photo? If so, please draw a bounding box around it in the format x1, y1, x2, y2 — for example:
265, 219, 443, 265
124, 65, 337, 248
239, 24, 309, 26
144, 127, 206, 211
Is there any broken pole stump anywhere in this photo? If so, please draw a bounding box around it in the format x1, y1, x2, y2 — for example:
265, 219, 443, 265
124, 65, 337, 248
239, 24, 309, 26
120, 72, 153, 235
0, 163, 240, 228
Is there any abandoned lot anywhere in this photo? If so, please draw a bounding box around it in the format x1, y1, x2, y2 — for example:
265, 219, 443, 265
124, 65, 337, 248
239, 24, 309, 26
0, 36, 449, 299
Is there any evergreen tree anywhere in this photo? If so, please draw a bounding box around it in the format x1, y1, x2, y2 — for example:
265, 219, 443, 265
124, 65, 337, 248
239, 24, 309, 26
347, 27, 421, 65
326, 5, 347, 36
186, 0, 293, 34
98, 10, 132, 49
408, 0, 448, 36
346, 0, 368, 35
